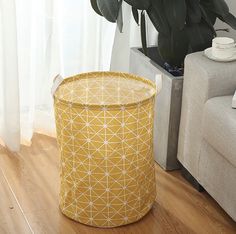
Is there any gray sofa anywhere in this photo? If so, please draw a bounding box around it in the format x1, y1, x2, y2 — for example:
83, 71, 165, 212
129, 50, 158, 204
178, 52, 236, 221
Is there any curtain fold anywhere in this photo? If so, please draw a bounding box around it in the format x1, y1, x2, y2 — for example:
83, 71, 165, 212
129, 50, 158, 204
0, 0, 20, 151
0, 0, 116, 151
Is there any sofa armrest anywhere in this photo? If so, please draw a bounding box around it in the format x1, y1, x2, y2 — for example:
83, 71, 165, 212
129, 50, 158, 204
178, 52, 236, 179
185, 52, 236, 101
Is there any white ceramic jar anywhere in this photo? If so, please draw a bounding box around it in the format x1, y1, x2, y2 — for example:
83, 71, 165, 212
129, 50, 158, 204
212, 37, 236, 59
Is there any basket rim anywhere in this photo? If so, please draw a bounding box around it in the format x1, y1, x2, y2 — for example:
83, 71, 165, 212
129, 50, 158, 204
54, 71, 157, 108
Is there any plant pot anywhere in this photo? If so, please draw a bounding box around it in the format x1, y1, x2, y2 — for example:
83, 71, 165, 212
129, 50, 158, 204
129, 47, 182, 170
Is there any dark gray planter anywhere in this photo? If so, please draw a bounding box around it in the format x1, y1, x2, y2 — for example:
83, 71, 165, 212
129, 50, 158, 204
129, 47, 182, 170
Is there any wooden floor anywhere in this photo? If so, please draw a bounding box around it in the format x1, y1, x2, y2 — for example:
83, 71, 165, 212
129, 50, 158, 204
0, 134, 235, 234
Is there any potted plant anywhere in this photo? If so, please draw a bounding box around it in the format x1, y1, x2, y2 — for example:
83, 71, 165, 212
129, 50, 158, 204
90, 0, 236, 170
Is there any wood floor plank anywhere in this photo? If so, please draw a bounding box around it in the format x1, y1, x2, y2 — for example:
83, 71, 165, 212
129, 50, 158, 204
0, 169, 32, 234
155, 165, 236, 234
0, 134, 235, 234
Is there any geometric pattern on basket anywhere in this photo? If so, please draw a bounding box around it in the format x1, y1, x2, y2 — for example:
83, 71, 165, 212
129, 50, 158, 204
55, 72, 156, 106
54, 72, 156, 227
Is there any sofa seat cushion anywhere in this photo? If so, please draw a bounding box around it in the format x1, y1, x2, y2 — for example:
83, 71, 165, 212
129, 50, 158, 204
202, 96, 236, 167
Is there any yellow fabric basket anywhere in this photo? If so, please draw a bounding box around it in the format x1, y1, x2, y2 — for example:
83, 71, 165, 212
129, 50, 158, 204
53, 72, 157, 228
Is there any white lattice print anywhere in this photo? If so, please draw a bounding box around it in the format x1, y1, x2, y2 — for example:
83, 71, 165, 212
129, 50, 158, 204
54, 72, 157, 227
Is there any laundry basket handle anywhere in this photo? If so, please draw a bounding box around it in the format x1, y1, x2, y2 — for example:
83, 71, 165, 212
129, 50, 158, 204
51, 74, 63, 96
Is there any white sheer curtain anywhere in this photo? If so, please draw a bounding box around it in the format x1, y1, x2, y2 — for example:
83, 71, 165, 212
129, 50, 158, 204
0, 0, 116, 151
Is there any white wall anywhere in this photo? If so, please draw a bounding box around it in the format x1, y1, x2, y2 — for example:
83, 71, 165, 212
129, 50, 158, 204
215, 0, 236, 39
110, 3, 157, 72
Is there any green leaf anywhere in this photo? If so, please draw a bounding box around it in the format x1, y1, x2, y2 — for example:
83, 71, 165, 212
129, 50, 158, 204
201, 0, 236, 30
124, 0, 150, 10
141, 11, 147, 56
158, 29, 189, 66
147, 0, 170, 35
200, 0, 229, 17
132, 7, 139, 25
90, 0, 103, 16
97, 0, 119, 22
200, 5, 217, 25
200, 5, 216, 36
186, 0, 201, 24
117, 0, 123, 32
163, 0, 186, 30
187, 22, 214, 52
218, 13, 236, 30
